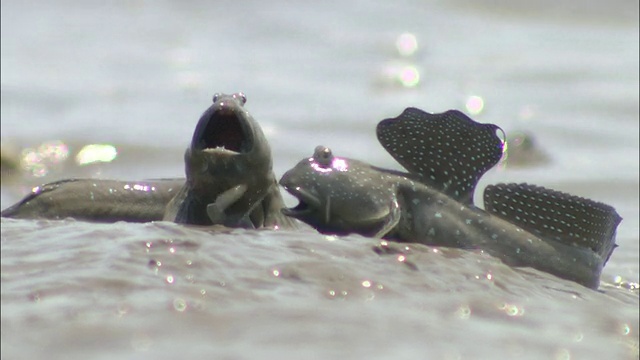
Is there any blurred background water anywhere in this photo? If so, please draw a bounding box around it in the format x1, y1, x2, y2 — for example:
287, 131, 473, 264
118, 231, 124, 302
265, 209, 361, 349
1, 0, 638, 359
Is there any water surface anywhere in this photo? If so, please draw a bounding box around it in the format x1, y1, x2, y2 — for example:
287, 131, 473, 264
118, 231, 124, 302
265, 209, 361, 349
1, 1, 638, 359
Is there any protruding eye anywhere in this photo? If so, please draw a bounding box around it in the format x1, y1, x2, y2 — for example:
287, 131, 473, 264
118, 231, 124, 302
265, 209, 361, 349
234, 92, 247, 105
212, 93, 220, 103
313, 145, 333, 167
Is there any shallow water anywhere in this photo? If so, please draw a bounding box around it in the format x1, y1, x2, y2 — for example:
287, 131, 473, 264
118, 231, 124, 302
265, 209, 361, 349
1, 219, 638, 359
1, 0, 638, 359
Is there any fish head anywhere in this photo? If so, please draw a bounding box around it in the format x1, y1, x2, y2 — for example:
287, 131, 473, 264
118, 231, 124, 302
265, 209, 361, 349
185, 92, 273, 195
279, 146, 397, 236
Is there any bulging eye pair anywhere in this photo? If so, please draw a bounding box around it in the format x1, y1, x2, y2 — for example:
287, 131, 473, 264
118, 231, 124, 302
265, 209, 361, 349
212, 92, 247, 105
313, 145, 333, 167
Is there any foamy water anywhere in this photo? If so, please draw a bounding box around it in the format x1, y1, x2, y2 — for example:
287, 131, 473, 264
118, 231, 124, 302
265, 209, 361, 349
1, 0, 638, 359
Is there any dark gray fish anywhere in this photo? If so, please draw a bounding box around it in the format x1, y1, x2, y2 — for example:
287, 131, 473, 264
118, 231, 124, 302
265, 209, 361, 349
163, 92, 296, 229
0, 178, 182, 222
377, 108, 504, 205
279, 108, 621, 289
2, 93, 297, 230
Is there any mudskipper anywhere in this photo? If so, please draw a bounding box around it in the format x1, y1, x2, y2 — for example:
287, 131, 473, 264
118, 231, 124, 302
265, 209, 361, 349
279, 108, 621, 289
163, 92, 295, 228
2, 93, 297, 229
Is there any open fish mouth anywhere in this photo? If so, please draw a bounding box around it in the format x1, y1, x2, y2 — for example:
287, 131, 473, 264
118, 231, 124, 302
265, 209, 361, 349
281, 185, 322, 217
192, 107, 253, 155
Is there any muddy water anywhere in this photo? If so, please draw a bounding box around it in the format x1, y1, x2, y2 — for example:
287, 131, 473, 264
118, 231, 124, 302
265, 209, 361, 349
1, 0, 638, 359
1, 219, 638, 359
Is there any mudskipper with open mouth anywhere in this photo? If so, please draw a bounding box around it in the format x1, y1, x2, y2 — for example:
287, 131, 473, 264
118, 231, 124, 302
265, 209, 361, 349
279, 108, 621, 289
2, 93, 297, 229
163, 92, 295, 228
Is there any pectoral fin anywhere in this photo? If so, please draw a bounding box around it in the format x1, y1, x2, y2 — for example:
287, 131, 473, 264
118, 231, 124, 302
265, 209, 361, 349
372, 197, 401, 238
206, 184, 249, 225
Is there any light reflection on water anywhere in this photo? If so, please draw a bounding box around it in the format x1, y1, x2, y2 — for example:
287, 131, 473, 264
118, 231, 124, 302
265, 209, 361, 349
375, 32, 423, 88
1, 0, 638, 359
465, 95, 485, 115
75, 144, 118, 165
20, 140, 69, 177
0, 219, 638, 358
14, 140, 118, 178
395, 32, 419, 57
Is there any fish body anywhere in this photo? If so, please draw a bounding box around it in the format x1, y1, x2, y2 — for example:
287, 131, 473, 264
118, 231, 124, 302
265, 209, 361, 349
2, 93, 297, 229
280, 108, 621, 288
1, 178, 182, 222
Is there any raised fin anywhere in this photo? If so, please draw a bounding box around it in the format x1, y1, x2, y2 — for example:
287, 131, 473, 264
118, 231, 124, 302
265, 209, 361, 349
377, 108, 504, 205
483, 183, 622, 263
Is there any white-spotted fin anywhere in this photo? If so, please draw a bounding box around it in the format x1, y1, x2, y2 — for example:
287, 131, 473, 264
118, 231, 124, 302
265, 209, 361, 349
377, 108, 504, 205
483, 183, 622, 263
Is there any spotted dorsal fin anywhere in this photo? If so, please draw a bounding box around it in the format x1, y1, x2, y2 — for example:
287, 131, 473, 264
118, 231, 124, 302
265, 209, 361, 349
483, 183, 622, 263
376, 108, 505, 204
